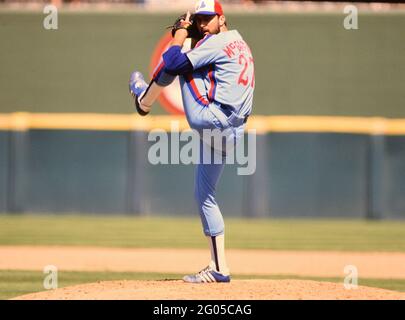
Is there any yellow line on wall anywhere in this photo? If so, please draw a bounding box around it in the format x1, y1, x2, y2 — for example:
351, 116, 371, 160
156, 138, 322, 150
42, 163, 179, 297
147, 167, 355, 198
0, 113, 405, 135
250, 116, 405, 135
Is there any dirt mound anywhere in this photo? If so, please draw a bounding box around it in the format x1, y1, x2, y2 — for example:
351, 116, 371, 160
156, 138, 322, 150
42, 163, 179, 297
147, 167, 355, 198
12, 280, 405, 300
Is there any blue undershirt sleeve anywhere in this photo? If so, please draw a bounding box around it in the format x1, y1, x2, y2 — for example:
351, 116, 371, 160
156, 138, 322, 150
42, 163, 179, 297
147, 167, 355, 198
162, 46, 193, 75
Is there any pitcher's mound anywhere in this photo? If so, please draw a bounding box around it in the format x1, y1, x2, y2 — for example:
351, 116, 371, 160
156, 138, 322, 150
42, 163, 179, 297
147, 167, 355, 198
12, 280, 405, 300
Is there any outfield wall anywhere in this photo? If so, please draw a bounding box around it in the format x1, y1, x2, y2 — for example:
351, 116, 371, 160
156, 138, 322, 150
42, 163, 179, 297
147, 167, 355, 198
0, 11, 404, 116
0, 132, 8, 212
1, 10, 404, 218
1, 114, 405, 219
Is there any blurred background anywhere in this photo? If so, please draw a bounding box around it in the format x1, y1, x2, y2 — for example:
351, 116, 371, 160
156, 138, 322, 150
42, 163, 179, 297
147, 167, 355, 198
0, 0, 405, 219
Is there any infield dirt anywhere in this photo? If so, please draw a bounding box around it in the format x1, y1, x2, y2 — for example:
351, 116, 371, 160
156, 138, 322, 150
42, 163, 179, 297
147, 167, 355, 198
12, 279, 405, 300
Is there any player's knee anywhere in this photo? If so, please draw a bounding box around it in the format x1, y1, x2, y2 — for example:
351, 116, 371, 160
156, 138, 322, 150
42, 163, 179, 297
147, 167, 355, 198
188, 116, 214, 133
194, 190, 210, 213
187, 117, 203, 131
186, 109, 220, 132
195, 193, 217, 215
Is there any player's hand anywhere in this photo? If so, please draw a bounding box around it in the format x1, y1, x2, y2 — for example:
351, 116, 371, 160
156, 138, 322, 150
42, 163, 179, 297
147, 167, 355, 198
167, 12, 202, 40
179, 11, 192, 30
174, 11, 192, 38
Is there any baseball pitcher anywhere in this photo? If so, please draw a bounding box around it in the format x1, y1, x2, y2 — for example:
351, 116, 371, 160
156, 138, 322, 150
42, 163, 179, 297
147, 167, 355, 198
129, 0, 255, 283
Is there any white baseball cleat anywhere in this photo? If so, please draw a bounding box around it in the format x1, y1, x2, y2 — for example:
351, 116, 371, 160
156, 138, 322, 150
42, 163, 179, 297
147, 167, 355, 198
182, 266, 231, 283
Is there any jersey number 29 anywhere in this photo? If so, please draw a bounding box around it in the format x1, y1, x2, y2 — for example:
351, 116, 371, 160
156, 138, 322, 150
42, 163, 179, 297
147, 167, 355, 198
238, 54, 255, 88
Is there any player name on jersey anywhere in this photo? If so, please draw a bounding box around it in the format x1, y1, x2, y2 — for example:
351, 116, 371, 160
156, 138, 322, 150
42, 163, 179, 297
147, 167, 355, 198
223, 39, 252, 59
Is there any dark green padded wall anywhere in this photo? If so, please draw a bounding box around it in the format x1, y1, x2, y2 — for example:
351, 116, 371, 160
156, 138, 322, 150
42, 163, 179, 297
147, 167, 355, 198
2, 129, 404, 219
0, 132, 8, 212
0, 11, 404, 116
23, 130, 129, 213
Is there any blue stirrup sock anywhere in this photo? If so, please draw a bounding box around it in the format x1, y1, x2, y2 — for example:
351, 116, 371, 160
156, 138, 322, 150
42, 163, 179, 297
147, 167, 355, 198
208, 234, 230, 276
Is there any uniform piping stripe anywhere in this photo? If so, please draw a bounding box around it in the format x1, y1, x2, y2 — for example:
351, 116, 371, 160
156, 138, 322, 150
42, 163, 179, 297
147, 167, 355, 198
195, 34, 213, 48
185, 73, 209, 107
152, 60, 165, 80
208, 65, 217, 102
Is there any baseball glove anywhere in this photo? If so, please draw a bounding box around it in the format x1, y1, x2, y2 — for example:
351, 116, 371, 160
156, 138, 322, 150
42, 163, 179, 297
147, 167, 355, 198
167, 13, 202, 40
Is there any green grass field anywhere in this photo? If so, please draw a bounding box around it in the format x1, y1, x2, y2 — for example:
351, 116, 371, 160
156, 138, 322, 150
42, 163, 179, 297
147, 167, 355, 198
1, 214, 405, 299
1, 214, 405, 251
